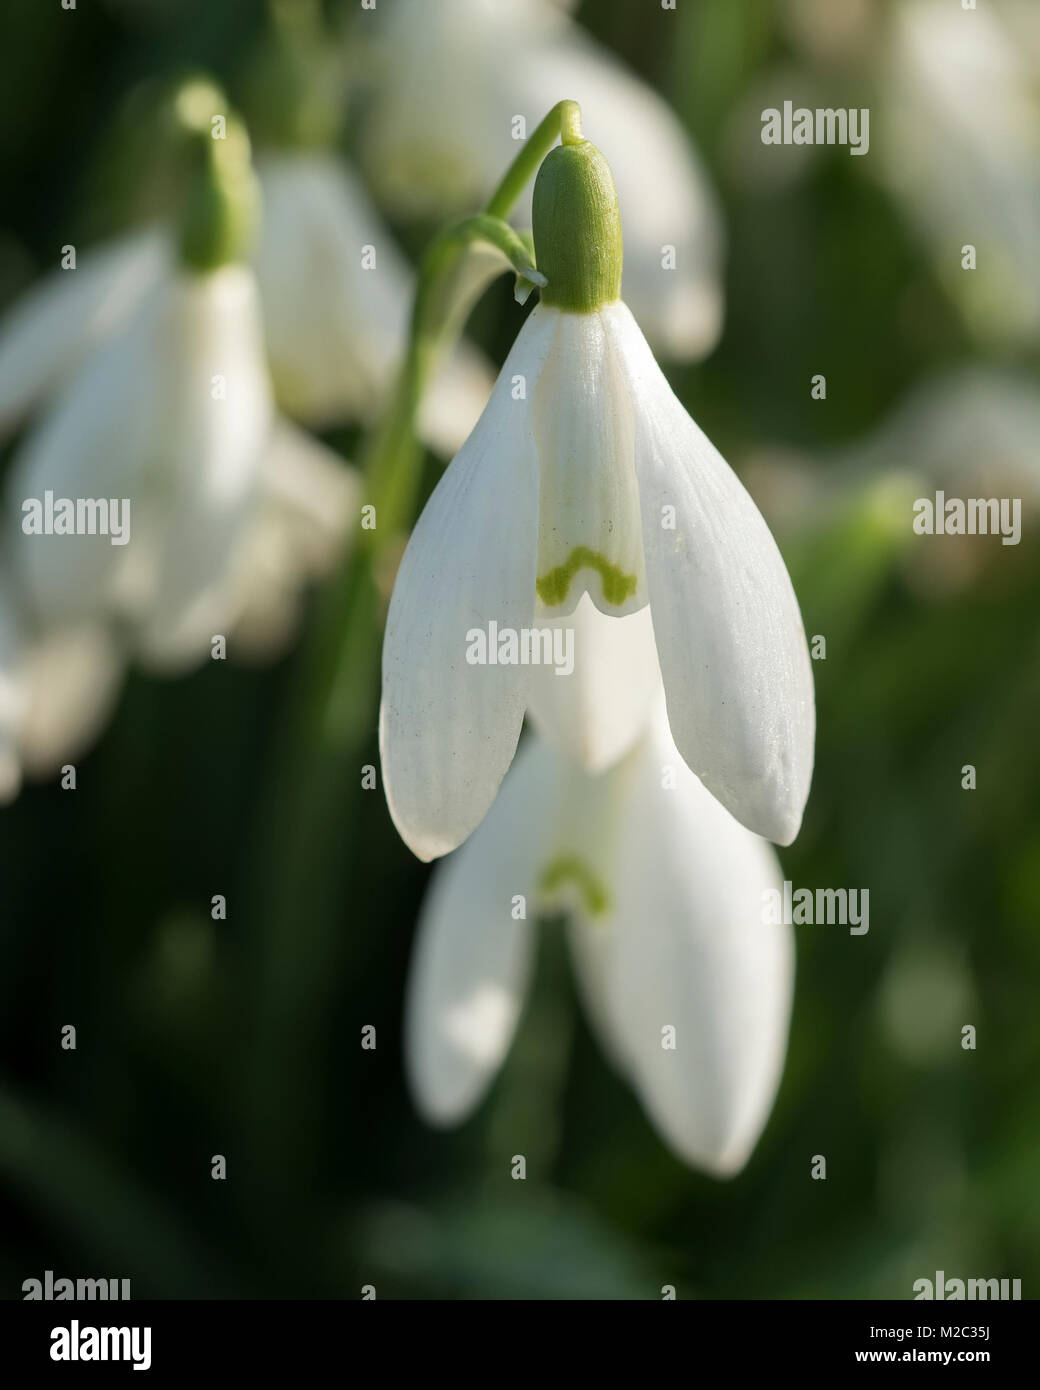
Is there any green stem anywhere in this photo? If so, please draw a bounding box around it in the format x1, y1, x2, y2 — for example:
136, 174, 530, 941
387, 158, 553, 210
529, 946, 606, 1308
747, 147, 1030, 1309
240, 100, 580, 1195
486, 99, 581, 219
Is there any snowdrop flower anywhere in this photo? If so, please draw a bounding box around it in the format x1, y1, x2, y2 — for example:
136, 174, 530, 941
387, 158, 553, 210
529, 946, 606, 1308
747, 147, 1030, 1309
0, 192, 489, 464
381, 122, 814, 861
359, 0, 724, 361
5, 118, 275, 673
253, 151, 492, 452
877, 0, 1040, 346
405, 699, 793, 1176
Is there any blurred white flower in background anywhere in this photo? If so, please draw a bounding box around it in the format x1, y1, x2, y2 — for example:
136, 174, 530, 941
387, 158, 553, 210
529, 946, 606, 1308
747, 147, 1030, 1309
831, 366, 1040, 594
0, 577, 24, 802
743, 365, 1040, 601
405, 698, 793, 1176
0, 228, 169, 439
878, 0, 1040, 346
6, 256, 275, 673
0, 178, 490, 461
253, 152, 492, 452
358, 0, 725, 361
0, 569, 123, 804
227, 418, 360, 663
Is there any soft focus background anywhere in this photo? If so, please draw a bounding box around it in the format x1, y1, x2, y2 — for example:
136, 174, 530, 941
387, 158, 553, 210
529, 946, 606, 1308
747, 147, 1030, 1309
1, 0, 1038, 1299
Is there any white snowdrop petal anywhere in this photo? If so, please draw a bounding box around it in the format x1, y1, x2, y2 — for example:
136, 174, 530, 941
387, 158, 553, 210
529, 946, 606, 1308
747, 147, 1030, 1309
525, 592, 658, 773
532, 308, 647, 618
570, 704, 794, 1175
227, 421, 360, 663
255, 154, 411, 426
0, 581, 24, 804
5, 284, 165, 625
0, 228, 168, 438
380, 309, 555, 861
256, 152, 495, 451
405, 733, 563, 1124
19, 623, 124, 778
608, 301, 815, 844
133, 266, 273, 673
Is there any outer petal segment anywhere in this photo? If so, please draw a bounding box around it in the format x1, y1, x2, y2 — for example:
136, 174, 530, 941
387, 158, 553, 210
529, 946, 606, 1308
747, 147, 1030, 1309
380, 310, 553, 861
568, 702, 794, 1175
405, 733, 563, 1124
608, 301, 815, 844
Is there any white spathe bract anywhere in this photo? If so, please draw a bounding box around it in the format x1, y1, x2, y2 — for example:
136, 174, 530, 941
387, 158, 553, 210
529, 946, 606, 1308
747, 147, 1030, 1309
405, 706, 794, 1176
380, 300, 814, 859
359, 0, 724, 360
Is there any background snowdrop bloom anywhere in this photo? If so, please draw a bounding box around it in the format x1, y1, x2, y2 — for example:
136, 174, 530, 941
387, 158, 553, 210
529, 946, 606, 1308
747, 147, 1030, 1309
405, 699, 794, 1176
359, 0, 724, 361
254, 152, 492, 453
0, 228, 169, 439
0, 568, 123, 805
381, 124, 814, 861
0, 575, 23, 803
4, 118, 276, 673
877, 0, 1040, 347
0, 191, 488, 464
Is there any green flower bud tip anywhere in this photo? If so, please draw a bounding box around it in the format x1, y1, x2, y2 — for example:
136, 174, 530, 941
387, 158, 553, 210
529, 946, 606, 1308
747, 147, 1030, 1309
532, 114, 623, 314
178, 116, 260, 272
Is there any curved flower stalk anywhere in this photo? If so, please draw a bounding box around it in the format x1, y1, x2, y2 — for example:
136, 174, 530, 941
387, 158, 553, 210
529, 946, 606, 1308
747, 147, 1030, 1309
358, 0, 724, 361
381, 113, 815, 861
405, 699, 794, 1176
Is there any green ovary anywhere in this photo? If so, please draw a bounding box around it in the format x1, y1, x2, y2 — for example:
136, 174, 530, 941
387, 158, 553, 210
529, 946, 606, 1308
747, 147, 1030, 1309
536, 546, 637, 608
539, 856, 610, 917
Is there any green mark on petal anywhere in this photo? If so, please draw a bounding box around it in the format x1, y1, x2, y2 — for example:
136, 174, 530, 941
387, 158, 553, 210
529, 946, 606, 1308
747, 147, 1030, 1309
539, 855, 610, 917
536, 546, 637, 608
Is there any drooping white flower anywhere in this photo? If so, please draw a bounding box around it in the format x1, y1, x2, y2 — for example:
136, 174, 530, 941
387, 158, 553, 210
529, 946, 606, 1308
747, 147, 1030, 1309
254, 151, 493, 451
0, 173, 490, 458
359, 0, 724, 361
877, 0, 1040, 346
381, 132, 814, 861
405, 700, 794, 1176
6, 257, 275, 673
